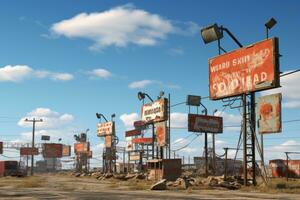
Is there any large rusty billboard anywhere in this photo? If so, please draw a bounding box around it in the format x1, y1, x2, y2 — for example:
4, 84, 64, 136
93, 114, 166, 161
43, 143, 63, 158
74, 142, 90, 154
155, 121, 167, 147
20, 147, 39, 156
257, 93, 282, 134
141, 98, 168, 124
209, 38, 280, 100
188, 114, 223, 133
97, 121, 114, 137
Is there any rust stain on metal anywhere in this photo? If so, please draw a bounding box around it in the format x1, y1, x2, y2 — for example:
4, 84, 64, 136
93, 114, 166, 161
209, 38, 280, 100
257, 93, 282, 134
74, 142, 90, 154
155, 121, 167, 147
141, 98, 168, 123
125, 129, 141, 137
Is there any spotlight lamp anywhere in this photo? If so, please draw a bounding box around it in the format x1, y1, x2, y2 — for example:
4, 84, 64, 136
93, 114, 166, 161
137, 92, 145, 101
200, 23, 223, 44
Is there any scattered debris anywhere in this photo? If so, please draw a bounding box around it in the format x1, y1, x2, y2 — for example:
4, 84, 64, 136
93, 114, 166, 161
151, 179, 167, 190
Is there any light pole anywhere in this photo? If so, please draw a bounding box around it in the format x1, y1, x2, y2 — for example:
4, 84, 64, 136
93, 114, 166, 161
24, 118, 43, 176
200, 23, 255, 185
199, 100, 208, 177
212, 109, 218, 175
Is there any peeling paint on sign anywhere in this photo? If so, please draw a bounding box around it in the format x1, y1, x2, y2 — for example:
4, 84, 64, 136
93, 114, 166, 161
155, 121, 167, 147
257, 93, 282, 134
141, 98, 168, 123
209, 38, 280, 100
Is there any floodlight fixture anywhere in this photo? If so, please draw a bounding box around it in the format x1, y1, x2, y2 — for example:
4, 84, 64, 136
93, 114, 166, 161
265, 18, 277, 29
137, 91, 153, 102
137, 92, 145, 101
200, 23, 223, 44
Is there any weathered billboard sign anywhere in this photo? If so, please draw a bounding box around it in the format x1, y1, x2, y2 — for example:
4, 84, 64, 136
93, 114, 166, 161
41, 135, 50, 141
126, 139, 133, 151
43, 143, 63, 158
186, 95, 201, 106
188, 114, 223, 133
74, 142, 90, 154
132, 137, 153, 144
125, 129, 141, 137
62, 145, 71, 157
0, 142, 3, 154
129, 152, 140, 161
97, 121, 114, 137
257, 93, 282, 134
134, 120, 147, 130
155, 121, 167, 147
209, 38, 280, 100
20, 147, 39, 156
141, 98, 168, 123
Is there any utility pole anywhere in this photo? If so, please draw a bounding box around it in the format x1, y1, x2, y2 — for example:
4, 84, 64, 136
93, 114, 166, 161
24, 118, 43, 176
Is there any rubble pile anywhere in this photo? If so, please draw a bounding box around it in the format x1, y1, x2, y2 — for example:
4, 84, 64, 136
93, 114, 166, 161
201, 176, 242, 190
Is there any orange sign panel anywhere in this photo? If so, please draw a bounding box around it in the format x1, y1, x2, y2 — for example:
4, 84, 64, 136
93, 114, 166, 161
62, 145, 71, 157
43, 143, 63, 158
132, 137, 153, 144
20, 147, 39, 156
74, 142, 90, 154
155, 121, 167, 147
105, 135, 112, 148
209, 38, 279, 100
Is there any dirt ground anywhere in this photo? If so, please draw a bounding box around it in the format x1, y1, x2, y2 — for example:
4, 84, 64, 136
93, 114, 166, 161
0, 173, 300, 200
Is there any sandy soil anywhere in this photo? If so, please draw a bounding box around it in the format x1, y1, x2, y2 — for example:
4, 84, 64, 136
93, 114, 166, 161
0, 174, 299, 200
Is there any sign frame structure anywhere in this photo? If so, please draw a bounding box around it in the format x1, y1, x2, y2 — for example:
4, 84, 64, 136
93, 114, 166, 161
257, 93, 282, 134
41, 135, 50, 141
0, 142, 3, 154
43, 143, 63, 158
209, 37, 280, 100
105, 135, 112, 148
155, 121, 167, 147
97, 121, 114, 137
20, 147, 39, 156
141, 98, 168, 124
188, 114, 223, 134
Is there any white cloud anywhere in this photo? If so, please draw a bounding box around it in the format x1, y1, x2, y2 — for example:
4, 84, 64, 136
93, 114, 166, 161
120, 113, 139, 130
171, 112, 187, 128
262, 71, 300, 108
167, 48, 184, 56
51, 4, 173, 50
88, 68, 112, 79
128, 80, 155, 89
18, 107, 74, 129
50, 73, 74, 81
179, 147, 197, 153
128, 79, 180, 89
0, 65, 33, 82
215, 111, 241, 126
0, 65, 73, 82
50, 4, 199, 50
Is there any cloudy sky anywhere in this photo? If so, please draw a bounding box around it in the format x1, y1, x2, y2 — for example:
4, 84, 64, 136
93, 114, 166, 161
0, 0, 300, 167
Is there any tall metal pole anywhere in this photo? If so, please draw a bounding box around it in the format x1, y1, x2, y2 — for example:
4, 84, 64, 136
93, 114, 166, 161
224, 148, 228, 181
24, 118, 43, 176
242, 94, 247, 186
168, 93, 171, 159
250, 93, 256, 185
212, 134, 216, 175
204, 107, 208, 177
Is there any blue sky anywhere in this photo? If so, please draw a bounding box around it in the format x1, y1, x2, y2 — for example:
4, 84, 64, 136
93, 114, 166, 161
0, 0, 300, 166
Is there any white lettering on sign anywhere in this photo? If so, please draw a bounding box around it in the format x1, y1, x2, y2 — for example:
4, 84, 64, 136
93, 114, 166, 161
97, 121, 114, 136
